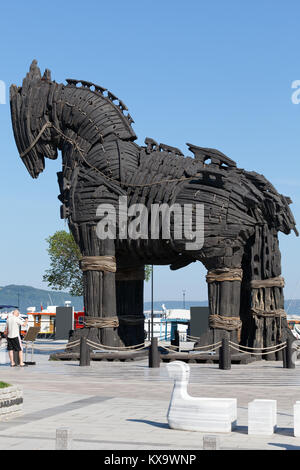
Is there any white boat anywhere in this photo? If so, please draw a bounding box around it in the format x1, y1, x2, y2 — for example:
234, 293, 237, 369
291, 324, 300, 340
144, 305, 190, 340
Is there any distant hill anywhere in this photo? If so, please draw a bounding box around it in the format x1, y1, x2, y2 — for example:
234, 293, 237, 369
1, 285, 300, 316
0, 285, 83, 312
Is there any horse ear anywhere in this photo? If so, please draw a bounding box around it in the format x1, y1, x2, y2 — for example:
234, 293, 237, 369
22, 60, 42, 93
28, 60, 42, 80
22, 60, 41, 90
42, 69, 51, 81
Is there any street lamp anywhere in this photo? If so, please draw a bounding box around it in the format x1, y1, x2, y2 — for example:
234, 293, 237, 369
149, 264, 159, 368
183, 289, 186, 309
151, 265, 154, 340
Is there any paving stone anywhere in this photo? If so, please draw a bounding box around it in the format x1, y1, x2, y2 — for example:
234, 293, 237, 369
0, 346, 299, 449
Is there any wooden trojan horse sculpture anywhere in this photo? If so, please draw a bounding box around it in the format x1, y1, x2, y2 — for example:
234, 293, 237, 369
10, 61, 298, 357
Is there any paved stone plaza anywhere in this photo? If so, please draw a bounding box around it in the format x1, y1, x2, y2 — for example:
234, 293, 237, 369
0, 341, 300, 450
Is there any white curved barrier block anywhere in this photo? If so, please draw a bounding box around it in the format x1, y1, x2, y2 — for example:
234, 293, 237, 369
293, 402, 300, 437
248, 399, 277, 435
167, 361, 237, 433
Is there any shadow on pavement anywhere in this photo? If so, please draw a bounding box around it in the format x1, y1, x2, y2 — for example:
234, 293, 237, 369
269, 443, 300, 450
127, 419, 169, 429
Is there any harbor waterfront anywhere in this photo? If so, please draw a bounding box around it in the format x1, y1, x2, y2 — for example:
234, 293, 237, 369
0, 345, 300, 450
2, 302, 300, 341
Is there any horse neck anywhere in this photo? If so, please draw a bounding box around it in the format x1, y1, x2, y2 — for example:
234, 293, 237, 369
51, 83, 139, 182
53, 83, 136, 147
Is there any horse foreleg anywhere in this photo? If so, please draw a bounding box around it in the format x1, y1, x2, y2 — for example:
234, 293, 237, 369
79, 224, 122, 347
243, 225, 290, 360
206, 267, 243, 345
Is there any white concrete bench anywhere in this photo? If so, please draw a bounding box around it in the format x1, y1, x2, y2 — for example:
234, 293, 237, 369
293, 401, 300, 437
167, 361, 237, 433
248, 399, 277, 435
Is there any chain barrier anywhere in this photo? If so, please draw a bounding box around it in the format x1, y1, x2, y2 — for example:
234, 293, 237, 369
229, 342, 287, 356
159, 343, 222, 354
86, 339, 150, 352
27, 339, 80, 351
193, 341, 222, 350
229, 340, 287, 351
31, 340, 80, 352
22, 337, 290, 357
65, 340, 81, 349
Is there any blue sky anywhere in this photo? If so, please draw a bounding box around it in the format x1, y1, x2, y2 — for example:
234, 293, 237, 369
0, 0, 300, 302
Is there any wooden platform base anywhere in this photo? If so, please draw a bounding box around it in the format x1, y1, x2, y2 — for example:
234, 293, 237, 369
50, 351, 148, 362
160, 352, 256, 364
50, 349, 256, 364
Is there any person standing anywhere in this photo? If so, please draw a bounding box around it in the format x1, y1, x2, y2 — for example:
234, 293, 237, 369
5, 310, 28, 367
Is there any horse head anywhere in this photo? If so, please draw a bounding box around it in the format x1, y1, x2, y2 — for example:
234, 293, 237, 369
10, 60, 59, 179
10, 60, 138, 182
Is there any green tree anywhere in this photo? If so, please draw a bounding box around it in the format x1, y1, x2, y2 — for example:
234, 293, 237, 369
43, 230, 83, 296
145, 265, 152, 282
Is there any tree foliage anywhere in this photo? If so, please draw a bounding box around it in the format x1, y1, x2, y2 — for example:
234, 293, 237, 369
145, 265, 152, 282
43, 230, 83, 296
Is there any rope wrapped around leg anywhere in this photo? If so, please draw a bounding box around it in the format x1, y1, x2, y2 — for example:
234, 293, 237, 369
206, 268, 243, 283
250, 276, 285, 289
80, 256, 116, 272
84, 316, 119, 328
251, 308, 287, 319
209, 314, 242, 331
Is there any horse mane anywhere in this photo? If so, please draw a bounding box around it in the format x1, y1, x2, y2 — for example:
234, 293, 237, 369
61, 78, 137, 142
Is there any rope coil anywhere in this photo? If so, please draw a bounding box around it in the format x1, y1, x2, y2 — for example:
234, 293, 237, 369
209, 314, 242, 331
251, 308, 287, 318
250, 276, 285, 289
80, 256, 116, 273
206, 268, 243, 283
84, 317, 119, 328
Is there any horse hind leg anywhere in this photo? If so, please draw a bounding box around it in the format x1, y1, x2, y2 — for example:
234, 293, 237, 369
202, 243, 245, 346
242, 225, 290, 361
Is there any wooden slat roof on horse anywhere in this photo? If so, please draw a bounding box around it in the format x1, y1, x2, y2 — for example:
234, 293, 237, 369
10, 60, 298, 356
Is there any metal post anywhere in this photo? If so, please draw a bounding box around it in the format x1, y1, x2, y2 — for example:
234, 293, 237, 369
282, 341, 287, 368
203, 435, 220, 450
80, 336, 90, 366
149, 337, 160, 368
151, 265, 154, 340
286, 336, 296, 369
56, 427, 72, 450
171, 328, 180, 350
219, 332, 231, 370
